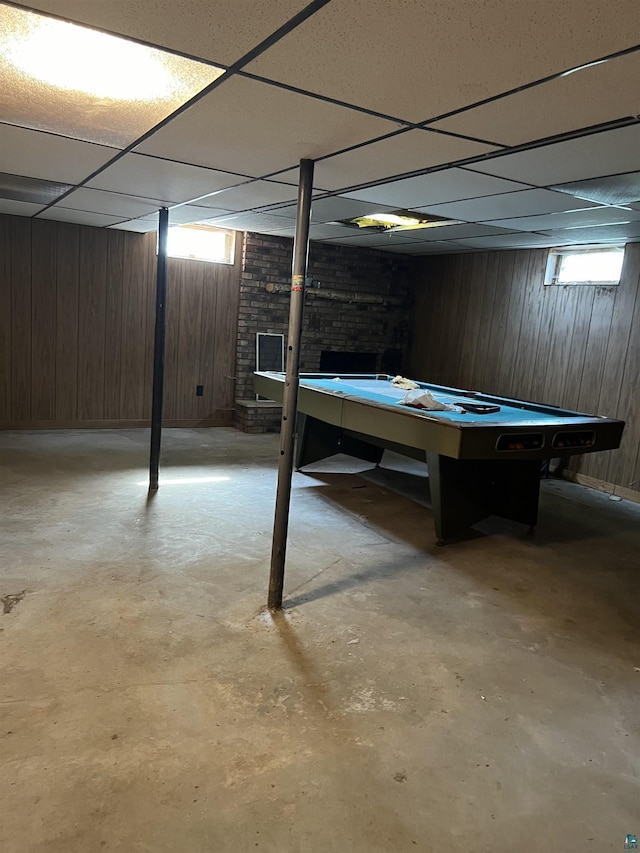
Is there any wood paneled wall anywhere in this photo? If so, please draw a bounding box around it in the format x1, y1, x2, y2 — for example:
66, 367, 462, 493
408, 244, 640, 500
0, 214, 242, 428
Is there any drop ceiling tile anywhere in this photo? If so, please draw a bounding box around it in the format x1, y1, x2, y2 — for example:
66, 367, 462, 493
248, 0, 639, 122
264, 169, 332, 192
265, 227, 296, 239
272, 196, 396, 223
467, 124, 640, 186
399, 223, 517, 241
196, 181, 297, 211
321, 232, 423, 248
60, 188, 166, 218
487, 206, 640, 232
0, 198, 45, 216
417, 244, 477, 254
168, 205, 235, 225
137, 76, 400, 178
451, 233, 560, 249
308, 223, 376, 240
419, 189, 600, 222
377, 241, 462, 255
88, 154, 248, 204
550, 171, 640, 206
344, 169, 529, 208
25, 0, 308, 65
268, 223, 374, 240
540, 222, 640, 243
271, 130, 500, 192
38, 207, 125, 227
0, 172, 73, 204
198, 212, 295, 232
431, 51, 640, 147
0, 124, 117, 184
0, 5, 224, 148
109, 219, 160, 233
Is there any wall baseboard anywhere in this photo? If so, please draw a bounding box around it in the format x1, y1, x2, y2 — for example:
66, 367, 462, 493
0, 417, 232, 430
560, 469, 640, 505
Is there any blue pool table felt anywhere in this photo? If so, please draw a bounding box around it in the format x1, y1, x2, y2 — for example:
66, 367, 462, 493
300, 377, 580, 426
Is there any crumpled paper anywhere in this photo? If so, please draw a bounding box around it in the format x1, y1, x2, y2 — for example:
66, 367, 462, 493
402, 388, 464, 413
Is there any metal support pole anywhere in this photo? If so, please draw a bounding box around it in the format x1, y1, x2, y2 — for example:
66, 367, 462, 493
268, 159, 314, 610
149, 207, 169, 490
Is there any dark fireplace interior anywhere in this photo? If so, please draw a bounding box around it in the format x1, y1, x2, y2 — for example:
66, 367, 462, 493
319, 351, 377, 374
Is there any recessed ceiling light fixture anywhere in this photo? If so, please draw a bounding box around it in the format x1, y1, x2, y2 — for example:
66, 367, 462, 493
0, 6, 223, 100
0, 5, 225, 146
339, 209, 461, 232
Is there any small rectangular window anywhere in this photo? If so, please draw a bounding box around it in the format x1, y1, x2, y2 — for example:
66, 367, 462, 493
545, 246, 624, 286
166, 224, 235, 264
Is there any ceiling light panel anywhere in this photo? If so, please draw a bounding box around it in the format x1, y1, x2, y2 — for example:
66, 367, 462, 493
247, 0, 639, 122
418, 189, 600, 222
344, 169, 528, 208
550, 171, 640, 206
0, 198, 45, 216
196, 181, 297, 211
0, 6, 225, 148
0, 172, 73, 204
24, 0, 307, 66
274, 130, 500, 192
467, 124, 640, 186
88, 154, 248, 203
136, 76, 400, 177
0, 124, 116, 184
486, 207, 640, 232
430, 51, 640, 147
38, 207, 126, 226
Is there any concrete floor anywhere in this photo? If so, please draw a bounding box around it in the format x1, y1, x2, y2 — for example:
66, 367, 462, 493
1, 427, 639, 853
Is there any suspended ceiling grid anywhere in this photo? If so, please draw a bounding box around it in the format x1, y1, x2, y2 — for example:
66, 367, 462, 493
1, 0, 639, 255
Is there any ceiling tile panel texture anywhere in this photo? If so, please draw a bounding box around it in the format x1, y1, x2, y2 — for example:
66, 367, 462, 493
0, 0, 638, 252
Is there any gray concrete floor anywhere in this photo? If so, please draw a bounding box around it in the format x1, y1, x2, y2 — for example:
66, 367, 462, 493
1, 428, 639, 853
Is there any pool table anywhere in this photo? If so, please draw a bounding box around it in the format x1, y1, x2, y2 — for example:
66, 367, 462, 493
254, 372, 625, 543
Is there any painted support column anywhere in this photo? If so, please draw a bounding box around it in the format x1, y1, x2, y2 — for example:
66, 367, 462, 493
149, 207, 169, 491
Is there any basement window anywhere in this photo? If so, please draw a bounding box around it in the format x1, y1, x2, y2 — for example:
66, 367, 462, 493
544, 246, 624, 286
166, 224, 235, 264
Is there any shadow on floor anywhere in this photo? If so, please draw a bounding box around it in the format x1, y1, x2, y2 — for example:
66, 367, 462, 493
290, 463, 640, 658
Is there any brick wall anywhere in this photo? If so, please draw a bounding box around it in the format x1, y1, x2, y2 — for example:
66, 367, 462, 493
235, 232, 418, 403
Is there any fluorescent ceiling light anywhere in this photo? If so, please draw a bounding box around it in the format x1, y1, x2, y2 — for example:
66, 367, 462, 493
0, 6, 225, 147
0, 7, 222, 100
366, 212, 422, 227
341, 209, 461, 231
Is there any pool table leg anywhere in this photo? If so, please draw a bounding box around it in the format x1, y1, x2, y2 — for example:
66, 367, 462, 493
296, 414, 384, 469
426, 453, 541, 542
